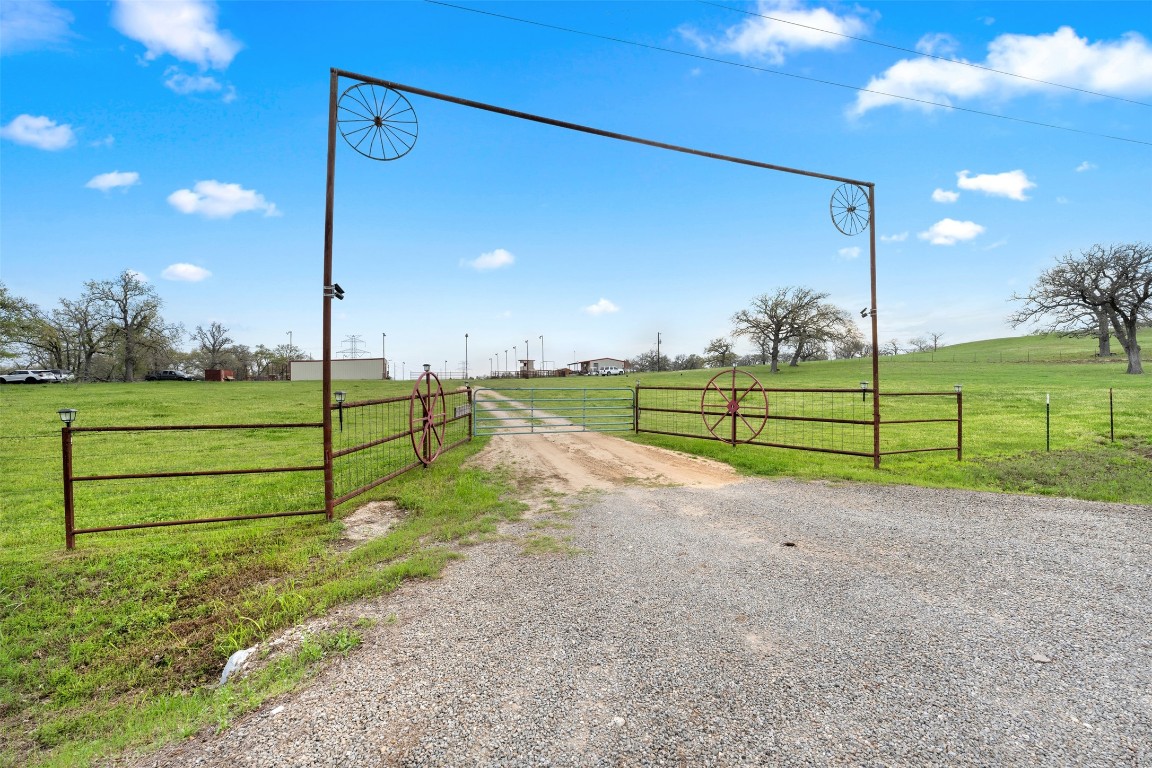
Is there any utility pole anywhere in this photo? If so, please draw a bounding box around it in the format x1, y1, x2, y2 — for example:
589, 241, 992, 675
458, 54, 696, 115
540, 335, 544, 372
464, 333, 469, 379
657, 332, 661, 372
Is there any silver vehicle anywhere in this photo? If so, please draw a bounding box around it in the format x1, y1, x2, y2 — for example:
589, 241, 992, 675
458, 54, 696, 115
0, 369, 59, 384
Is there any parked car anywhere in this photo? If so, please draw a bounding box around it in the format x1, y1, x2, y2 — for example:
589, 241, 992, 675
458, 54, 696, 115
145, 370, 197, 381
597, 366, 625, 376
0, 369, 59, 384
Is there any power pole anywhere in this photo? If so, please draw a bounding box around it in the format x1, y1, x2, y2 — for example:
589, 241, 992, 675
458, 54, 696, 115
657, 332, 661, 372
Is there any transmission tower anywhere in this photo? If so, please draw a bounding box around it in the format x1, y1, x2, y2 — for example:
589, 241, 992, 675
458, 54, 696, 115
338, 335, 367, 358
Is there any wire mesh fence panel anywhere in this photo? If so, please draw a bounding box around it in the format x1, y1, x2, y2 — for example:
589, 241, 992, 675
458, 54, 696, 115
331, 388, 471, 505
474, 388, 634, 435
639, 383, 960, 459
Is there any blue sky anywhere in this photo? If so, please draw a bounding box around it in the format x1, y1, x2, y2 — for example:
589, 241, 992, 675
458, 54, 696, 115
2, 0, 1149, 376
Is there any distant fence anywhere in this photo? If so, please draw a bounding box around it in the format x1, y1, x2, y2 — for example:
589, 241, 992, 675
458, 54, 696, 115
61, 422, 326, 549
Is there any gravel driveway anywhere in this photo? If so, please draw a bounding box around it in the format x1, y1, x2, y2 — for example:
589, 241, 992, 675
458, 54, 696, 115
131, 465, 1150, 767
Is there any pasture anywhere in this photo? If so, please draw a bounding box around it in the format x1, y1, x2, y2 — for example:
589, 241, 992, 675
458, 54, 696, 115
0, 333, 1149, 767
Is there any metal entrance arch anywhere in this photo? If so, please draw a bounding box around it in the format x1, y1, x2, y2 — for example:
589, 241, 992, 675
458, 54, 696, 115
321, 68, 884, 516
473, 388, 635, 436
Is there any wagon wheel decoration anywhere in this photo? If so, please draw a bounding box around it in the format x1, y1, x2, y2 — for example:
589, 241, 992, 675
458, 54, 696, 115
701, 368, 768, 445
338, 83, 418, 161
829, 183, 871, 236
410, 371, 447, 465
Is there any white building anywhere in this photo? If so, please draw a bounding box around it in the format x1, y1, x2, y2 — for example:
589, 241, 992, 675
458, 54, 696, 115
572, 357, 630, 376
290, 357, 389, 381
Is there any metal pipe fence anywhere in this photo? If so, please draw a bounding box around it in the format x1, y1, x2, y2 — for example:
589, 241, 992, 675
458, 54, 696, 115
637, 383, 961, 461
61, 422, 325, 549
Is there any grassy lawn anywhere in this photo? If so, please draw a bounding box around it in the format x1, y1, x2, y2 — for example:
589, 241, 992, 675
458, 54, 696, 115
1, 332, 1149, 766
0, 379, 520, 768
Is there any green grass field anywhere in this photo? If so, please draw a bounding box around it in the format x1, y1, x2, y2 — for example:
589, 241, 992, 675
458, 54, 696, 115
1, 332, 1149, 767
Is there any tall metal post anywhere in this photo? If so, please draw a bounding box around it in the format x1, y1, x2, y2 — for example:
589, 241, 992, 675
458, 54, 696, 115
465, 333, 469, 379
868, 184, 881, 469
322, 69, 339, 520
62, 424, 75, 550
956, 388, 963, 461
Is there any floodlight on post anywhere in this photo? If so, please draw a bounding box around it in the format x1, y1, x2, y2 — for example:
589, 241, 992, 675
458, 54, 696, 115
58, 408, 78, 549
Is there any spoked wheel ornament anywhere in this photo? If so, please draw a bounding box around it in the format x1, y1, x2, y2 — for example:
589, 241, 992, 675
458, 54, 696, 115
410, 371, 447, 465
829, 183, 871, 236
338, 83, 418, 161
701, 368, 768, 445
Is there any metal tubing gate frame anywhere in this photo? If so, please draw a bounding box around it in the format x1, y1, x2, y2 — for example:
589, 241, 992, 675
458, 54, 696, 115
320, 67, 884, 473
472, 388, 635, 436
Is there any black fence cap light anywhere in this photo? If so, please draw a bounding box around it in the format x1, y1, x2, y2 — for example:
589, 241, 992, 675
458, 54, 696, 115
334, 391, 346, 404
423, 363, 431, 372
954, 384, 963, 393
57, 408, 78, 425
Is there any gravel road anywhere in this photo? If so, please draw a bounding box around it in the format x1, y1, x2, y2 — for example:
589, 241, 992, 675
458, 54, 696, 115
130, 463, 1151, 768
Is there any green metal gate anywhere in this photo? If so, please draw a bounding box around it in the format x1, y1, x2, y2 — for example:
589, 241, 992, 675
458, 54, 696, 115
472, 388, 635, 436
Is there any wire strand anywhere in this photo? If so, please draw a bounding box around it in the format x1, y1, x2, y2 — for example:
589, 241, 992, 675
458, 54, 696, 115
424, 0, 1151, 147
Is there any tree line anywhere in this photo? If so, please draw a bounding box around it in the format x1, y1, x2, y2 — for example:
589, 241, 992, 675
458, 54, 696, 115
0, 271, 308, 381
629, 242, 1148, 376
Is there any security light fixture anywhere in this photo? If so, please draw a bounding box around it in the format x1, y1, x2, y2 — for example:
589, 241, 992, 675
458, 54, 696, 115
954, 384, 962, 394
860, 382, 869, 402
57, 408, 78, 426
423, 363, 431, 372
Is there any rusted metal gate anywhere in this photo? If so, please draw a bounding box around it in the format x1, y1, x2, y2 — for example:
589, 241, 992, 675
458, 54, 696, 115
637, 369, 962, 460
328, 372, 472, 510
472, 388, 635, 436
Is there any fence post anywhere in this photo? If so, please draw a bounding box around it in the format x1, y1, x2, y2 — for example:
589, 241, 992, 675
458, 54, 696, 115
467, 383, 473, 440
633, 380, 640, 433
1109, 388, 1114, 442
61, 424, 75, 550
955, 385, 963, 461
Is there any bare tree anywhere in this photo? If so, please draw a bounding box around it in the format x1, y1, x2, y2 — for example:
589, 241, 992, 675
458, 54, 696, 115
703, 337, 737, 367
193, 322, 234, 370
732, 287, 852, 373
928, 332, 945, 351
671, 353, 704, 371
882, 338, 902, 356
1010, 243, 1151, 374
908, 336, 932, 352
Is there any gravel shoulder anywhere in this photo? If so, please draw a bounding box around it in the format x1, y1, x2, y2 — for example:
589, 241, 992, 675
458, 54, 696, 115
128, 434, 1151, 767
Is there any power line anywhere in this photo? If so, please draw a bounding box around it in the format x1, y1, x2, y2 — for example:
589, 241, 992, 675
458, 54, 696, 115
698, 0, 1152, 108
424, 0, 1151, 147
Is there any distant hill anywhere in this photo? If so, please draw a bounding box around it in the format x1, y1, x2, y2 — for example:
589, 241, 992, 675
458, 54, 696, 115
895, 331, 1151, 364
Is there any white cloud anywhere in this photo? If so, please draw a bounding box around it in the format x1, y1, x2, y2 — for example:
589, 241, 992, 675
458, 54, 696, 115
86, 171, 140, 191
838, 246, 861, 260
112, 0, 241, 70
462, 248, 515, 271
852, 26, 1152, 115
90, 135, 115, 148
128, 269, 149, 283
918, 218, 986, 245
0, 113, 75, 150
881, 232, 909, 243
932, 188, 960, 203
681, 0, 870, 65
1075, 161, 1097, 172
167, 180, 280, 219
583, 298, 619, 316
162, 263, 211, 282
163, 67, 224, 95
957, 169, 1035, 200
916, 33, 960, 57
0, 0, 73, 54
